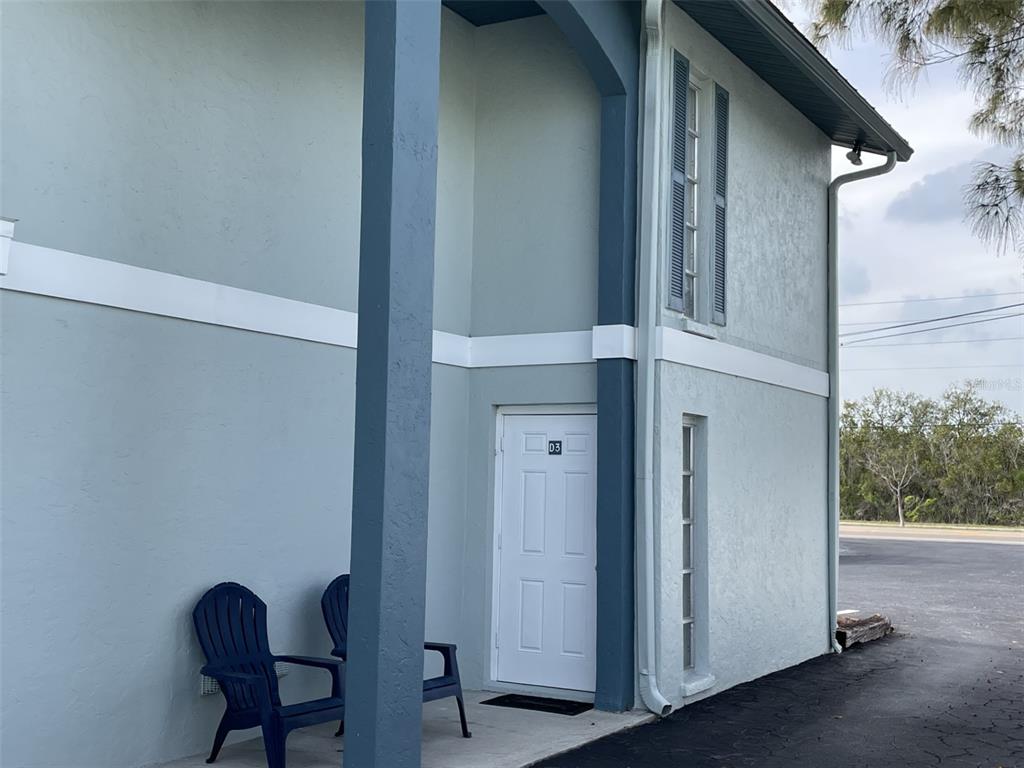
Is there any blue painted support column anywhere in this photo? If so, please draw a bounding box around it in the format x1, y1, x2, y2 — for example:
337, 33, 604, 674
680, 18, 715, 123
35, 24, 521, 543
530, 5, 638, 712
595, 89, 637, 713
345, 2, 441, 767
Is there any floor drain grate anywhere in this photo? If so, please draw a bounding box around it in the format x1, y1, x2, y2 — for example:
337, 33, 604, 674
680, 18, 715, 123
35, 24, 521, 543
480, 693, 594, 716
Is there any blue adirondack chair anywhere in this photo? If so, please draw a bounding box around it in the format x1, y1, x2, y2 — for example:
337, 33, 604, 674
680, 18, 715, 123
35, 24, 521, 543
192, 582, 346, 768
321, 574, 471, 738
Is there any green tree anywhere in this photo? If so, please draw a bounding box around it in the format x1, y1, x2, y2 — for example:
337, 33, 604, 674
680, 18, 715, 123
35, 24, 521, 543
843, 389, 935, 525
840, 385, 1024, 525
810, 0, 1024, 254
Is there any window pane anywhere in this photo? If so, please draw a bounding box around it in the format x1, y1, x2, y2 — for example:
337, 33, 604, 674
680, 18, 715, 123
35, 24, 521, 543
682, 571, 693, 618
682, 477, 692, 521
683, 523, 692, 569
684, 275, 695, 317
686, 180, 697, 225
686, 134, 697, 178
683, 622, 694, 670
687, 85, 698, 131
687, 228, 697, 269
682, 426, 692, 470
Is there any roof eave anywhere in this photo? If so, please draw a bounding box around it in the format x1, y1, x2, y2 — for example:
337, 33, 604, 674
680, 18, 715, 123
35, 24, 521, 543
739, 1, 912, 161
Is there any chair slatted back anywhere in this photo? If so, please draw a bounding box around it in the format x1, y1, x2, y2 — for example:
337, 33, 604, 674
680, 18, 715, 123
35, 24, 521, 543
192, 582, 282, 710
320, 574, 351, 660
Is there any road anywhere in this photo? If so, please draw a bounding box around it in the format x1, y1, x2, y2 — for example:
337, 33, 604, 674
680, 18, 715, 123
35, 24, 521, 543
536, 537, 1024, 767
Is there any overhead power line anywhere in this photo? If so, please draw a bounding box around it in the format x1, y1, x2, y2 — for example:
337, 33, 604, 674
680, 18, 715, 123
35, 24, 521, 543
842, 312, 1024, 345
842, 335, 1024, 349
841, 319, 926, 327
839, 302, 1024, 338
840, 290, 1023, 308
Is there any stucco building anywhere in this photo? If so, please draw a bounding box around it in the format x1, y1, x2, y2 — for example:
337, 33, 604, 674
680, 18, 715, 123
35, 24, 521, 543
0, 1, 911, 766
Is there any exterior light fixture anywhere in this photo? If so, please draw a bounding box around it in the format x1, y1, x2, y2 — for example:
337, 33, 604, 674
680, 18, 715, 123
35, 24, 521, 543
845, 143, 864, 166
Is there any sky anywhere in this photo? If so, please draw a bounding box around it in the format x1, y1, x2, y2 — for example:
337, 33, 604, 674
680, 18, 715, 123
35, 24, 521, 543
781, 4, 1024, 415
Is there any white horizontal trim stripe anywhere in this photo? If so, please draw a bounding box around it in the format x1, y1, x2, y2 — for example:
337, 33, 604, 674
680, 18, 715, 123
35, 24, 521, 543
0, 219, 15, 275
432, 330, 472, 368
470, 330, 593, 368
592, 323, 636, 360
657, 326, 829, 397
0, 242, 829, 394
1, 242, 359, 348
0, 242, 596, 369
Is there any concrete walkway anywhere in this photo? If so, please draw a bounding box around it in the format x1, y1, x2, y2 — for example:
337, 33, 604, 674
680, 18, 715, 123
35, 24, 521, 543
536, 537, 1024, 767
156, 690, 649, 768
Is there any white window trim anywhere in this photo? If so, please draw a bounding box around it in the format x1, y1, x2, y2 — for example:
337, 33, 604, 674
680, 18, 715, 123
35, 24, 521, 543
679, 414, 716, 698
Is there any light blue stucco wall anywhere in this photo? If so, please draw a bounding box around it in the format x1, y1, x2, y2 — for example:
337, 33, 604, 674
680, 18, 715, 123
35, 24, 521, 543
654, 363, 829, 703
470, 17, 601, 337
0, 293, 357, 767
1, 1, 365, 311
0, 290, 474, 767
0, 3, 602, 766
650, 3, 833, 707
661, 4, 831, 369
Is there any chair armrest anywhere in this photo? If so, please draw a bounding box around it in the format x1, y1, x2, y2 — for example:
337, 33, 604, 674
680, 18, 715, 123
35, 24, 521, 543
200, 666, 273, 711
275, 656, 345, 698
423, 643, 460, 679
275, 655, 344, 670
424, 642, 457, 652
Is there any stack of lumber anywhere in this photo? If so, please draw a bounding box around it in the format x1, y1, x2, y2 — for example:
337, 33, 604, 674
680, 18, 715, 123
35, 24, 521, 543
835, 614, 893, 649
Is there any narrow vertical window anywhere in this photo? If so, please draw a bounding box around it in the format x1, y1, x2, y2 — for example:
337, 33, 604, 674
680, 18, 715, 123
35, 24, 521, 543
669, 52, 691, 315
681, 422, 696, 670
683, 83, 700, 319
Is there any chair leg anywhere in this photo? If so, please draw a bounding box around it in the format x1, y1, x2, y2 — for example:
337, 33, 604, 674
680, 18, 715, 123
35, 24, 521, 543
261, 718, 286, 768
206, 715, 231, 764
334, 719, 345, 737
456, 693, 472, 738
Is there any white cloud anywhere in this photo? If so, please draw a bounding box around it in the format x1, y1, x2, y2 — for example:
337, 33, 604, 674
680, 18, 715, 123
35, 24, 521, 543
779, 6, 1024, 411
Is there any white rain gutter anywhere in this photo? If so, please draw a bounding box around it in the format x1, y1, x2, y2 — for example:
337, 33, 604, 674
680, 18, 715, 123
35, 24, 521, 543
826, 150, 897, 653
635, 0, 672, 717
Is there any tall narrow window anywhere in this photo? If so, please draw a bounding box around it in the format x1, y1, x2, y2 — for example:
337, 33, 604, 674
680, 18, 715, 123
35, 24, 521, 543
669, 52, 693, 316
670, 64, 701, 319
669, 54, 729, 326
681, 422, 696, 670
682, 83, 700, 319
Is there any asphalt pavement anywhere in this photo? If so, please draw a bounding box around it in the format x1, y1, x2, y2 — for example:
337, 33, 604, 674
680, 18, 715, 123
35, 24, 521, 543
535, 537, 1024, 767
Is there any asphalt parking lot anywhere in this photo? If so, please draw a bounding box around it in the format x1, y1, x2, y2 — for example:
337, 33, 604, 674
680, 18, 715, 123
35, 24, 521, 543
536, 536, 1024, 767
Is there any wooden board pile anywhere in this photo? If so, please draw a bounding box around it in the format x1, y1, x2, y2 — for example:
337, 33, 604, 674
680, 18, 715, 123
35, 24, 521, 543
835, 614, 893, 649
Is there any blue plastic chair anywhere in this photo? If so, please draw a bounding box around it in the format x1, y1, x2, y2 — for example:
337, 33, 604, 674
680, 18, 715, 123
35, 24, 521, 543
321, 574, 471, 738
192, 582, 346, 768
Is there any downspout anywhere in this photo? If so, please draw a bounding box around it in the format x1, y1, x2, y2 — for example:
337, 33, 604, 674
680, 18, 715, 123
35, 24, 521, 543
827, 150, 897, 653
635, 0, 672, 716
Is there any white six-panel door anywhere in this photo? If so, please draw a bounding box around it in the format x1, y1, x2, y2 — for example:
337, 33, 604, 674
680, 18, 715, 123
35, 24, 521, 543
495, 413, 597, 692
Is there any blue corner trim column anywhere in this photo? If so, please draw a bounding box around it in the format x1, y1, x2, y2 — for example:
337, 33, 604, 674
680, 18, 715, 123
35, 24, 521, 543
345, 2, 441, 767
595, 87, 638, 713
595, 355, 636, 711
538, 0, 640, 713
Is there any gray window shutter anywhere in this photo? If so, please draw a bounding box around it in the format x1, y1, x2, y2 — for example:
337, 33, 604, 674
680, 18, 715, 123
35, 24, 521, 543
668, 52, 689, 312
711, 83, 729, 325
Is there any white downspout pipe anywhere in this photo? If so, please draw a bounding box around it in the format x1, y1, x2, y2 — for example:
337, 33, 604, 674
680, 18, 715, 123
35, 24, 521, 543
635, 0, 672, 716
827, 150, 897, 653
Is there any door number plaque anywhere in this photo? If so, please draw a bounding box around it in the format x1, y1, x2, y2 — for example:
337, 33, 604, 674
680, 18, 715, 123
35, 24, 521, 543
548, 440, 562, 456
